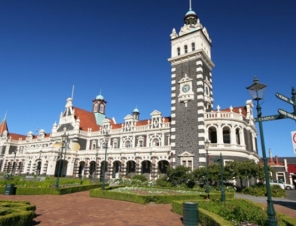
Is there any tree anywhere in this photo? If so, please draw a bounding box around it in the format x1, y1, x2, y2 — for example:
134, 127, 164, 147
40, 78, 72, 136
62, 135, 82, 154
224, 160, 265, 188
166, 165, 194, 187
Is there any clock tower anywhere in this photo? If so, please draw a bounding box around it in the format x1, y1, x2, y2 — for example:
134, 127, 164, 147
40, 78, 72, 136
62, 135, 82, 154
168, 2, 214, 169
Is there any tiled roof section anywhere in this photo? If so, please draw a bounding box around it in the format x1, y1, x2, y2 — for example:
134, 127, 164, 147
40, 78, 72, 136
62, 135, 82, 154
0, 119, 8, 135
136, 119, 149, 126
74, 107, 100, 131
220, 106, 247, 117
8, 133, 27, 140
109, 119, 122, 129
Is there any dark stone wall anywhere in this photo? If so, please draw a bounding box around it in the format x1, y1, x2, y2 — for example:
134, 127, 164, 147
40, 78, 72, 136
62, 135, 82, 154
171, 58, 211, 168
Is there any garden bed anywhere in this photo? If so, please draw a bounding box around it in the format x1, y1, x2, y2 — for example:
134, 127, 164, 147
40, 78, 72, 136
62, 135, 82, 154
90, 187, 234, 204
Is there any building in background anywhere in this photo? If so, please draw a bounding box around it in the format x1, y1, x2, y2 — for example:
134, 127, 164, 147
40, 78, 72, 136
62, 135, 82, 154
0, 3, 259, 180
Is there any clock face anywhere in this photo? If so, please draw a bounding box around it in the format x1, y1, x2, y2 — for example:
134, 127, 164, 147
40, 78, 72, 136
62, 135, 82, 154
182, 84, 190, 93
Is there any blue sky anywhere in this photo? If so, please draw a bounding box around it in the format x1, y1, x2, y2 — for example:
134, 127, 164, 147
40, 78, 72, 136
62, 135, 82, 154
0, 0, 296, 157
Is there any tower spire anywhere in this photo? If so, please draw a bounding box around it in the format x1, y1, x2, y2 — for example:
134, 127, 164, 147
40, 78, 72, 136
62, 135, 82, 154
184, 0, 197, 25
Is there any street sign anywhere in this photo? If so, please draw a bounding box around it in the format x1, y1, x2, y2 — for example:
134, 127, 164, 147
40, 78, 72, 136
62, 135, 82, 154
291, 131, 296, 154
278, 109, 296, 120
275, 93, 295, 106
255, 114, 283, 122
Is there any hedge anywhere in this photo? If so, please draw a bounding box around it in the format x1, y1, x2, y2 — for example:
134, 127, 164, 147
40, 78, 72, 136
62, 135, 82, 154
0, 200, 36, 226
172, 199, 296, 226
0, 184, 101, 195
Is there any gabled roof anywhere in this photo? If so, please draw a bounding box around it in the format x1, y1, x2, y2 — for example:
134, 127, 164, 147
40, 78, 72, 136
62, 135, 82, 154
74, 107, 100, 131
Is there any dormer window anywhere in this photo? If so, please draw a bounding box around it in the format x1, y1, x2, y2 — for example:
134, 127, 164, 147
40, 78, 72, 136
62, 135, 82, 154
177, 47, 180, 56
184, 45, 188, 54
191, 43, 195, 51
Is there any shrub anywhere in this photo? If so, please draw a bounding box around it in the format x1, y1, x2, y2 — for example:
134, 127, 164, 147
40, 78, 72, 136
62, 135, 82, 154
242, 184, 286, 198
132, 175, 148, 182
155, 176, 172, 188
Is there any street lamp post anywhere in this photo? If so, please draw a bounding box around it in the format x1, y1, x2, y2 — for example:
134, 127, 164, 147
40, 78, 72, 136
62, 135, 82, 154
205, 139, 210, 199
102, 133, 110, 190
11, 150, 16, 176
37, 149, 42, 176
55, 133, 68, 189
247, 76, 277, 226
219, 153, 225, 202
94, 145, 99, 180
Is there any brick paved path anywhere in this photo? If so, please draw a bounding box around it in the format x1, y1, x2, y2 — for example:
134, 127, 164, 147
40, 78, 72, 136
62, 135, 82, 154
1, 192, 295, 225
0, 191, 183, 226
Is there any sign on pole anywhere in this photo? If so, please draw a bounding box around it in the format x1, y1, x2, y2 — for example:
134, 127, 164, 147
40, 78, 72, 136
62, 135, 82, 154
278, 109, 296, 120
291, 131, 296, 154
275, 93, 295, 106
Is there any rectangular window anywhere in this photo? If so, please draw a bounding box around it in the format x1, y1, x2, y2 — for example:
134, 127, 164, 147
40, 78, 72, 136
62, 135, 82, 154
177, 48, 180, 56
277, 173, 285, 183
184, 45, 188, 54
188, 161, 192, 168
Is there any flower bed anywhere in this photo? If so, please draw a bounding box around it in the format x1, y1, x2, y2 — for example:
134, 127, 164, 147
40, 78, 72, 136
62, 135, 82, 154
109, 187, 200, 195
90, 186, 234, 204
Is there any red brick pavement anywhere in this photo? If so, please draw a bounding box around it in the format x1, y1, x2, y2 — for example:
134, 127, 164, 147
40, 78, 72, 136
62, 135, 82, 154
1, 192, 295, 225
0, 191, 183, 226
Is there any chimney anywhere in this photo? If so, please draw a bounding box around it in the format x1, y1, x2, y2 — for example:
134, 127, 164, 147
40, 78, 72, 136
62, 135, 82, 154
275, 155, 279, 165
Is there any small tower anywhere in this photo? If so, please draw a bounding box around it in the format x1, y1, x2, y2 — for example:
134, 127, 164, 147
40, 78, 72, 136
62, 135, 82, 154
132, 107, 140, 121
92, 93, 107, 126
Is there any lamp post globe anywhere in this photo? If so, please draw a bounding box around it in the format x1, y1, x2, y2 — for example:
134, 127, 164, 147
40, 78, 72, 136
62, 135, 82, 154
246, 76, 277, 226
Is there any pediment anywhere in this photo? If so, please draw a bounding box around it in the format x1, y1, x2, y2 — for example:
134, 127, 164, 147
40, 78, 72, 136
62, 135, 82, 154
124, 114, 133, 120
102, 118, 110, 124
150, 110, 162, 116
178, 151, 194, 157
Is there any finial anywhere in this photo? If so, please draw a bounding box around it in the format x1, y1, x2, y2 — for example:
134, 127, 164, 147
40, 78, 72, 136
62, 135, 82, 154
71, 85, 75, 100
3, 111, 7, 121
189, 0, 192, 10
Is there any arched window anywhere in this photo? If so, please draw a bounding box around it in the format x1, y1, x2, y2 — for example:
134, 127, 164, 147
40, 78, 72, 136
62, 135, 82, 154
208, 127, 217, 143
99, 104, 105, 113
93, 103, 99, 112
184, 45, 188, 54
152, 138, 160, 146
125, 140, 131, 148
191, 43, 195, 51
177, 47, 180, 56
236, 128, 241, 145
223, 127, 231, 144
